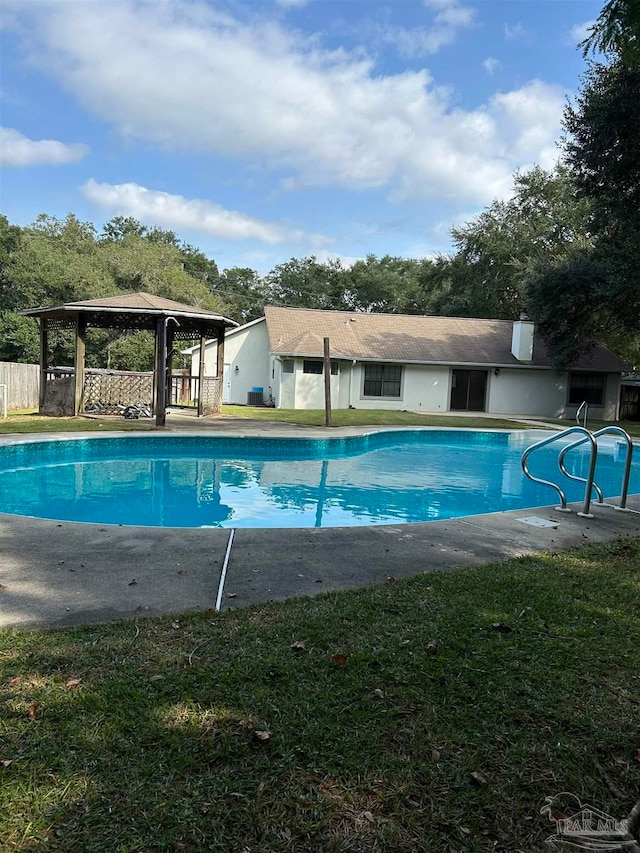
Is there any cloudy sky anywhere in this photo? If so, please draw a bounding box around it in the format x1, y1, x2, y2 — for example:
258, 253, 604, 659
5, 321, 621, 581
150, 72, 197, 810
1, 0, 600, 272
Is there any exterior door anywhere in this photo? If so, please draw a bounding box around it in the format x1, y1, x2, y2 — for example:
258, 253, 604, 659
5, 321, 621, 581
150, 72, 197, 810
222, 363, 231, 404
450, 369, 488, 411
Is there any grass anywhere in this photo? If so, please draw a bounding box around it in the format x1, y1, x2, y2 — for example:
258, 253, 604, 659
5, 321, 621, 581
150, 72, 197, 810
546, 418, 640, 439
221, 406, 536, 430
1, 539, 639, 852
4, 407, 638, 437
0, 412, 154, 434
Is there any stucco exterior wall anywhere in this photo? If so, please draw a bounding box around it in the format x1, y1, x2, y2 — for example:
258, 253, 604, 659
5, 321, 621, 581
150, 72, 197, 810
190, 320, 271, 405
487, 369, 566, 417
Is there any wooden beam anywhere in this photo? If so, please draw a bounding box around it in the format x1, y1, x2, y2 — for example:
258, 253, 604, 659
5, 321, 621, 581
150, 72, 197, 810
197, 334, 206, 417
73, 314, 86, 416
155, 317, 167, 427
323, 336, 332, 427
38, 318, 48, 412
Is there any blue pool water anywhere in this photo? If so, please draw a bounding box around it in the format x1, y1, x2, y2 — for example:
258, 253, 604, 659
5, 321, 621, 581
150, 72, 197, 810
0, 431, 637, 528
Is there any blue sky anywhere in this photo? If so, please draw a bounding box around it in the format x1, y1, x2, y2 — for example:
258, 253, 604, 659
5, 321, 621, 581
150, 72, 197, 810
1, 0, 601, 273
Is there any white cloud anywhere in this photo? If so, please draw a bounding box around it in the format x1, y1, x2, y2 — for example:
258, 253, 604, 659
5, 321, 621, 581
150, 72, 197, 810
483, 56, 501, 76
82, 179, 327, 246
504, 22, 527, 41
0, 127, 88, 166
9, 2, 564, 207
569, 20, 595, 44
383, 0, 475, 57
424, 0, 475, 29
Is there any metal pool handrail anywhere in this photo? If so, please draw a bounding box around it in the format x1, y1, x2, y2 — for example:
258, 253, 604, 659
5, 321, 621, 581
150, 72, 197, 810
521, 426, 598, 516
558, 426, 634, 511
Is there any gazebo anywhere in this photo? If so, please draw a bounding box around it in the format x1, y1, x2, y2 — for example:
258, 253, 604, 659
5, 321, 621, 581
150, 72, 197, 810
23, 293, 238, 426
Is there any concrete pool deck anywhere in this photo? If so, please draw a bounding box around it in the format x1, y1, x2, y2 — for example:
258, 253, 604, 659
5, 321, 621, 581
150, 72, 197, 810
1, 420, 639, 631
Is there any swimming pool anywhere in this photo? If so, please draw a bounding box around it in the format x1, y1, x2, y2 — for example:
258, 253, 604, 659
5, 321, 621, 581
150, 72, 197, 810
0, 430, 637, 528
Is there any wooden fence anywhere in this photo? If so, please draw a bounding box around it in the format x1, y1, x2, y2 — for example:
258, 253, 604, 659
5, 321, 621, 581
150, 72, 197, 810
0, 362, 39, 411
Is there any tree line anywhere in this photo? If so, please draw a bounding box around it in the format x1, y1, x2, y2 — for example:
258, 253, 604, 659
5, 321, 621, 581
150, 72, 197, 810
1, 0, 638, 372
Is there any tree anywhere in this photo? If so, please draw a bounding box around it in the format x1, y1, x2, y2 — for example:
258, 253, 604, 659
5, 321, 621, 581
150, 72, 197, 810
434, 166, 592, 320
264, 256, 344, 310
580, 0, 640, 66
342, 255, 429, 314
526, 61, 640, 367
214, 267, 267, 323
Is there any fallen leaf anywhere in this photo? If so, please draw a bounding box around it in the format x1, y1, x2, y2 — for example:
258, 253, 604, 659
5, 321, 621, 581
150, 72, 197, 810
10, 676, 20, 684
65, 678, 81, 688
331, 653, 347, 665
177, 570, 188, 576
1, 759, 14, 768
0, 583, 6, 591
363, 811, 375, 823
491, 622, 513, 633
460, 826, 471, 835
28, 701, 41, 720
426, 639, 440, 655
372, 688, 384, 699
386, 576, 397, 583
634, 748, 640, 764
254, 730, 271, 741
150, 675, 164, 681
431, 748, 440, 762
226, 593, 237, 599
470, 770, 487, 786
290, 640, 306, 651
128, 579, 137, 586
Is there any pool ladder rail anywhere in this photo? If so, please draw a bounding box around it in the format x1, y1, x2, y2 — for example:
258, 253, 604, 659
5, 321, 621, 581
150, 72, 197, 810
521, 425, 635, 519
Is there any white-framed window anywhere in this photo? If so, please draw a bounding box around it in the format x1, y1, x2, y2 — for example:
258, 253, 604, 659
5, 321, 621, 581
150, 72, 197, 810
363, 363, 402, 398
568, 373, 606, 406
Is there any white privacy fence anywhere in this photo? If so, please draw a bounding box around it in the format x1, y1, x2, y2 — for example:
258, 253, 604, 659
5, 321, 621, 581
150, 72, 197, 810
0, 362, 40, 412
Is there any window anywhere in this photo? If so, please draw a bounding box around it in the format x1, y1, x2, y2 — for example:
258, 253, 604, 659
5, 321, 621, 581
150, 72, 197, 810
282, 359, 294, 374
363, 363, 402, 398
302, 360, 339, 375
568, 373, 606, 406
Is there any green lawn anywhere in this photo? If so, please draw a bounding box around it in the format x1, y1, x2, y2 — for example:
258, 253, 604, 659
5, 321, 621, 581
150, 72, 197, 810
1, 540, 639, 852
221, 405, 536, 430
4, 406, 638, 436
545, 417, 640, 439
0, 412, 155, 434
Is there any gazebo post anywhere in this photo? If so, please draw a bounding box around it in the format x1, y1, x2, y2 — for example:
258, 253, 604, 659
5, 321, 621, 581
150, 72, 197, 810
73, 314, 87, 416
155, 317, 167, 427
197, 333, 206, 417
38, 318, 48, 412
216, 327, 225, 413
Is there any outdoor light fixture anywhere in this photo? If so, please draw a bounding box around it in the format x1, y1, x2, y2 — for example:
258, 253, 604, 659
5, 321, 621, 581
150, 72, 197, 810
235, 365, 240, 374
494, 368, 500, 376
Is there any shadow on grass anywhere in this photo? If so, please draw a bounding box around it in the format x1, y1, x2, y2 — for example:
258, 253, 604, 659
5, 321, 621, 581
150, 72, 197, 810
1, 541, 640, 852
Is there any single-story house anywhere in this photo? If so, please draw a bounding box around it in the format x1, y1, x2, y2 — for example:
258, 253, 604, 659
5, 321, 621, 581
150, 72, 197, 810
185, 306, 630, 420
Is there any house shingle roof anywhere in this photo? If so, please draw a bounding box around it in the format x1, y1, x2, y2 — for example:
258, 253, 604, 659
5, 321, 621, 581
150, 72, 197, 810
264, 306, 629, 372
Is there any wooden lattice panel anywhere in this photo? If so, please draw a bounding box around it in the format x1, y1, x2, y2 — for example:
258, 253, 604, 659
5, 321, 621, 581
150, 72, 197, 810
201, 376, 221, 414
83, 371, 153, 414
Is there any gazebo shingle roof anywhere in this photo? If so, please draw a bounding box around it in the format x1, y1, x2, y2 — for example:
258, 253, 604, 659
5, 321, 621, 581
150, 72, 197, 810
23, 292, 237, 332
